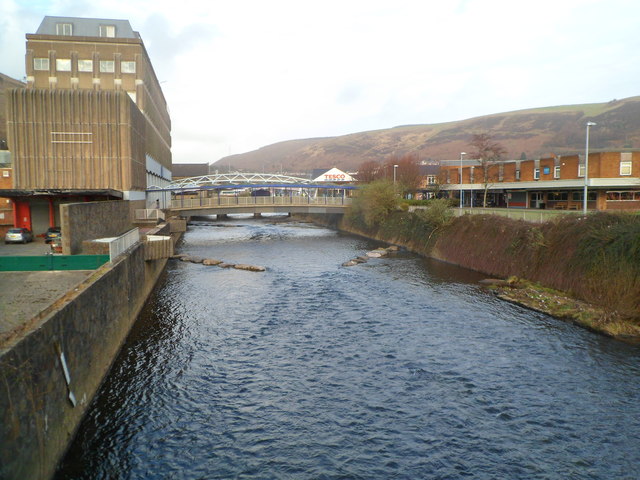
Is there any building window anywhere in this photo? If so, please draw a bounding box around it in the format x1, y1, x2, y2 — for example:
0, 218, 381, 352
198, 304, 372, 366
56, 59, 71, 72
554, 166, 561, 179
33, 57, 49, 71
620, 192, 634, 200
572, 191, 597, 201
121, 61, 136, 74
515, 169, 521, 180
549, 192, 568, 201
606, 192, 619, 201
56, 23, 73, 35
534, 168, 540, 180
427, 175, 437, 185
578, 164, 586, 177
51, 132, 93, 144
99, 25, 116, 37
78, 59, 93, 72
620, 161, 632, 176
100, 60, 115, 73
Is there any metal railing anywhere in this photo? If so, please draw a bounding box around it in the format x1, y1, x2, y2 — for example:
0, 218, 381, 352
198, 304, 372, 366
452, 207, 583, 223
108, 228, 140, 261
171, 195, 352, 209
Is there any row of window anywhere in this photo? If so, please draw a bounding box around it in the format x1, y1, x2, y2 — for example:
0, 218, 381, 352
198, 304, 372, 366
33, 58, 136, 74
533, 162, 632, 179
547, 191, 597, 201
544, 191, 597, 201
453, 160, 634, 184
606, 191, 640, 201
56, 23, 116, 38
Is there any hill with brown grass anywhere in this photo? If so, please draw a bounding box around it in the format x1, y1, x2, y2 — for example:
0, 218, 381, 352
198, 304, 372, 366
218, 96, 640, 174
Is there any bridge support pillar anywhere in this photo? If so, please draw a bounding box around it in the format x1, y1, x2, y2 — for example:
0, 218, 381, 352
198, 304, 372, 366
253, 213, 262, 218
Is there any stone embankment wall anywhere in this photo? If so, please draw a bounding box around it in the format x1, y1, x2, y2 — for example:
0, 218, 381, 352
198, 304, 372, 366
299, 212, 640, 321
0, 240, 171, 479
61, 200, 133, 255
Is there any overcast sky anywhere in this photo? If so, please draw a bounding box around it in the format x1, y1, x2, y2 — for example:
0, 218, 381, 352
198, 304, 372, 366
1, 0, 639, 165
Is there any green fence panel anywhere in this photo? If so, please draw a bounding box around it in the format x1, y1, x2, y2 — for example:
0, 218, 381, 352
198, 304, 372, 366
0, 255, 109, 272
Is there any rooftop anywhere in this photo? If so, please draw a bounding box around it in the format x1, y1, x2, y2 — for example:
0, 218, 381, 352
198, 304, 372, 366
34, 16, 139, 39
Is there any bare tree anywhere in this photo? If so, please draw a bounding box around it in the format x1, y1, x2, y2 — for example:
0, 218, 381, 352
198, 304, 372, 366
384, 153, 422, 196
469, 133, 507, 207
356, 160, 381, 184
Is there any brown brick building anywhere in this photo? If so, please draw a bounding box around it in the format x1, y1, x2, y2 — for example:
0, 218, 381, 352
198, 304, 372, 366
440, 151, 640, 211
2, 16, 172, 236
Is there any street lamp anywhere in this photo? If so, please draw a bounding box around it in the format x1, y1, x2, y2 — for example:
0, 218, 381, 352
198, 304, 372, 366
393, 164, 398, 184
583, 121, 596, 215
459, 152, 466, 208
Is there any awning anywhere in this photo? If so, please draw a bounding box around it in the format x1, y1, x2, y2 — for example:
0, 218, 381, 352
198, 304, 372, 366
0, 189, 123, 198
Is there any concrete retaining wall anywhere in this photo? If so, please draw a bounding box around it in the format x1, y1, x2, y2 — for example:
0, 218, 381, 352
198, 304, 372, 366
61, 201, 132, 255
0, 244, 168, 480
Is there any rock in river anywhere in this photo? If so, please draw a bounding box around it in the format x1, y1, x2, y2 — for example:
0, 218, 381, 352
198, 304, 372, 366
234, 264, 266, 272
203, 258, 223, 266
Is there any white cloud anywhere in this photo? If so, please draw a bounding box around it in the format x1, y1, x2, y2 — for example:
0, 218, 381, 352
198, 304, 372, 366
2, 0, 640, 165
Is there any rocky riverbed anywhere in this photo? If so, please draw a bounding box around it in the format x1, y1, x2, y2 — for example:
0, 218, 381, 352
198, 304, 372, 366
341, 245, 400, 267
171, 254, 266, 272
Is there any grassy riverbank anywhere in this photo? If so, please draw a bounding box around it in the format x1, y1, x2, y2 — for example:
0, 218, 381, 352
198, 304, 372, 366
313, 182, 640, 340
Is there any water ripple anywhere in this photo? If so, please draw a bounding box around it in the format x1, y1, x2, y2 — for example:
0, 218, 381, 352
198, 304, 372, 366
56, 217, 640, 480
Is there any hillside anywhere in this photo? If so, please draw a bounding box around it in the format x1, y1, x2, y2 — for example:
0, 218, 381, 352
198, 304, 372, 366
218, 96, 640, 173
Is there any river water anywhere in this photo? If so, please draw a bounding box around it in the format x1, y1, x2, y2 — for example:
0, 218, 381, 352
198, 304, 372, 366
56, 216, 640, 479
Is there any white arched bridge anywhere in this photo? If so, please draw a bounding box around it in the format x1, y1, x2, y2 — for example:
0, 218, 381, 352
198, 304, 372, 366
147, 172, 356, 216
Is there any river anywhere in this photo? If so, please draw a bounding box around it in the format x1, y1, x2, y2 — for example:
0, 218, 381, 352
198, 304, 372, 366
55, 216, 640, 479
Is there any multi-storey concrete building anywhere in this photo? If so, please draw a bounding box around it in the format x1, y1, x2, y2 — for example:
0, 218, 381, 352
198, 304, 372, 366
2, 16, 172, 235
0, 73, 25, 236
439, 151, 640, 211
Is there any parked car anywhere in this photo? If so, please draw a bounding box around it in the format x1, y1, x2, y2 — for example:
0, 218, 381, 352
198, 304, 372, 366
44, 226, 62, 244
4, 228, 34, 244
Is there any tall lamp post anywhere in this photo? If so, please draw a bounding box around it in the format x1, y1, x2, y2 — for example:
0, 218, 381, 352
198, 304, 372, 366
393, 164, 398, 185
459, 152, 466, 208
583, 121, 596, 215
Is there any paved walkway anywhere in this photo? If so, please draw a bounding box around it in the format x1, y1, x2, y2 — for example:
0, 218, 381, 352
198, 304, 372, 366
0, 238, 92, 349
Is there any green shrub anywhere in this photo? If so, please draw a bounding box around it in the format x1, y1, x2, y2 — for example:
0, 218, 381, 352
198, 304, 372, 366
413, 198, 454, 230
347, 180, 399, 228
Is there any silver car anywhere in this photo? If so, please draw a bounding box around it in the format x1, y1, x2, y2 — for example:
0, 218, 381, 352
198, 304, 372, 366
4, 228, 34, 244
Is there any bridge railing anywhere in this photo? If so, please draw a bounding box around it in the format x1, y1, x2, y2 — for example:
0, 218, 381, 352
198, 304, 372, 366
171, 195, 352, 209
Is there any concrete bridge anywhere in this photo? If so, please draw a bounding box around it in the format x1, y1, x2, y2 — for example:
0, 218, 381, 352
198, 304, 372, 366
148, 172, 356, 217
170, 195, 352, 217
